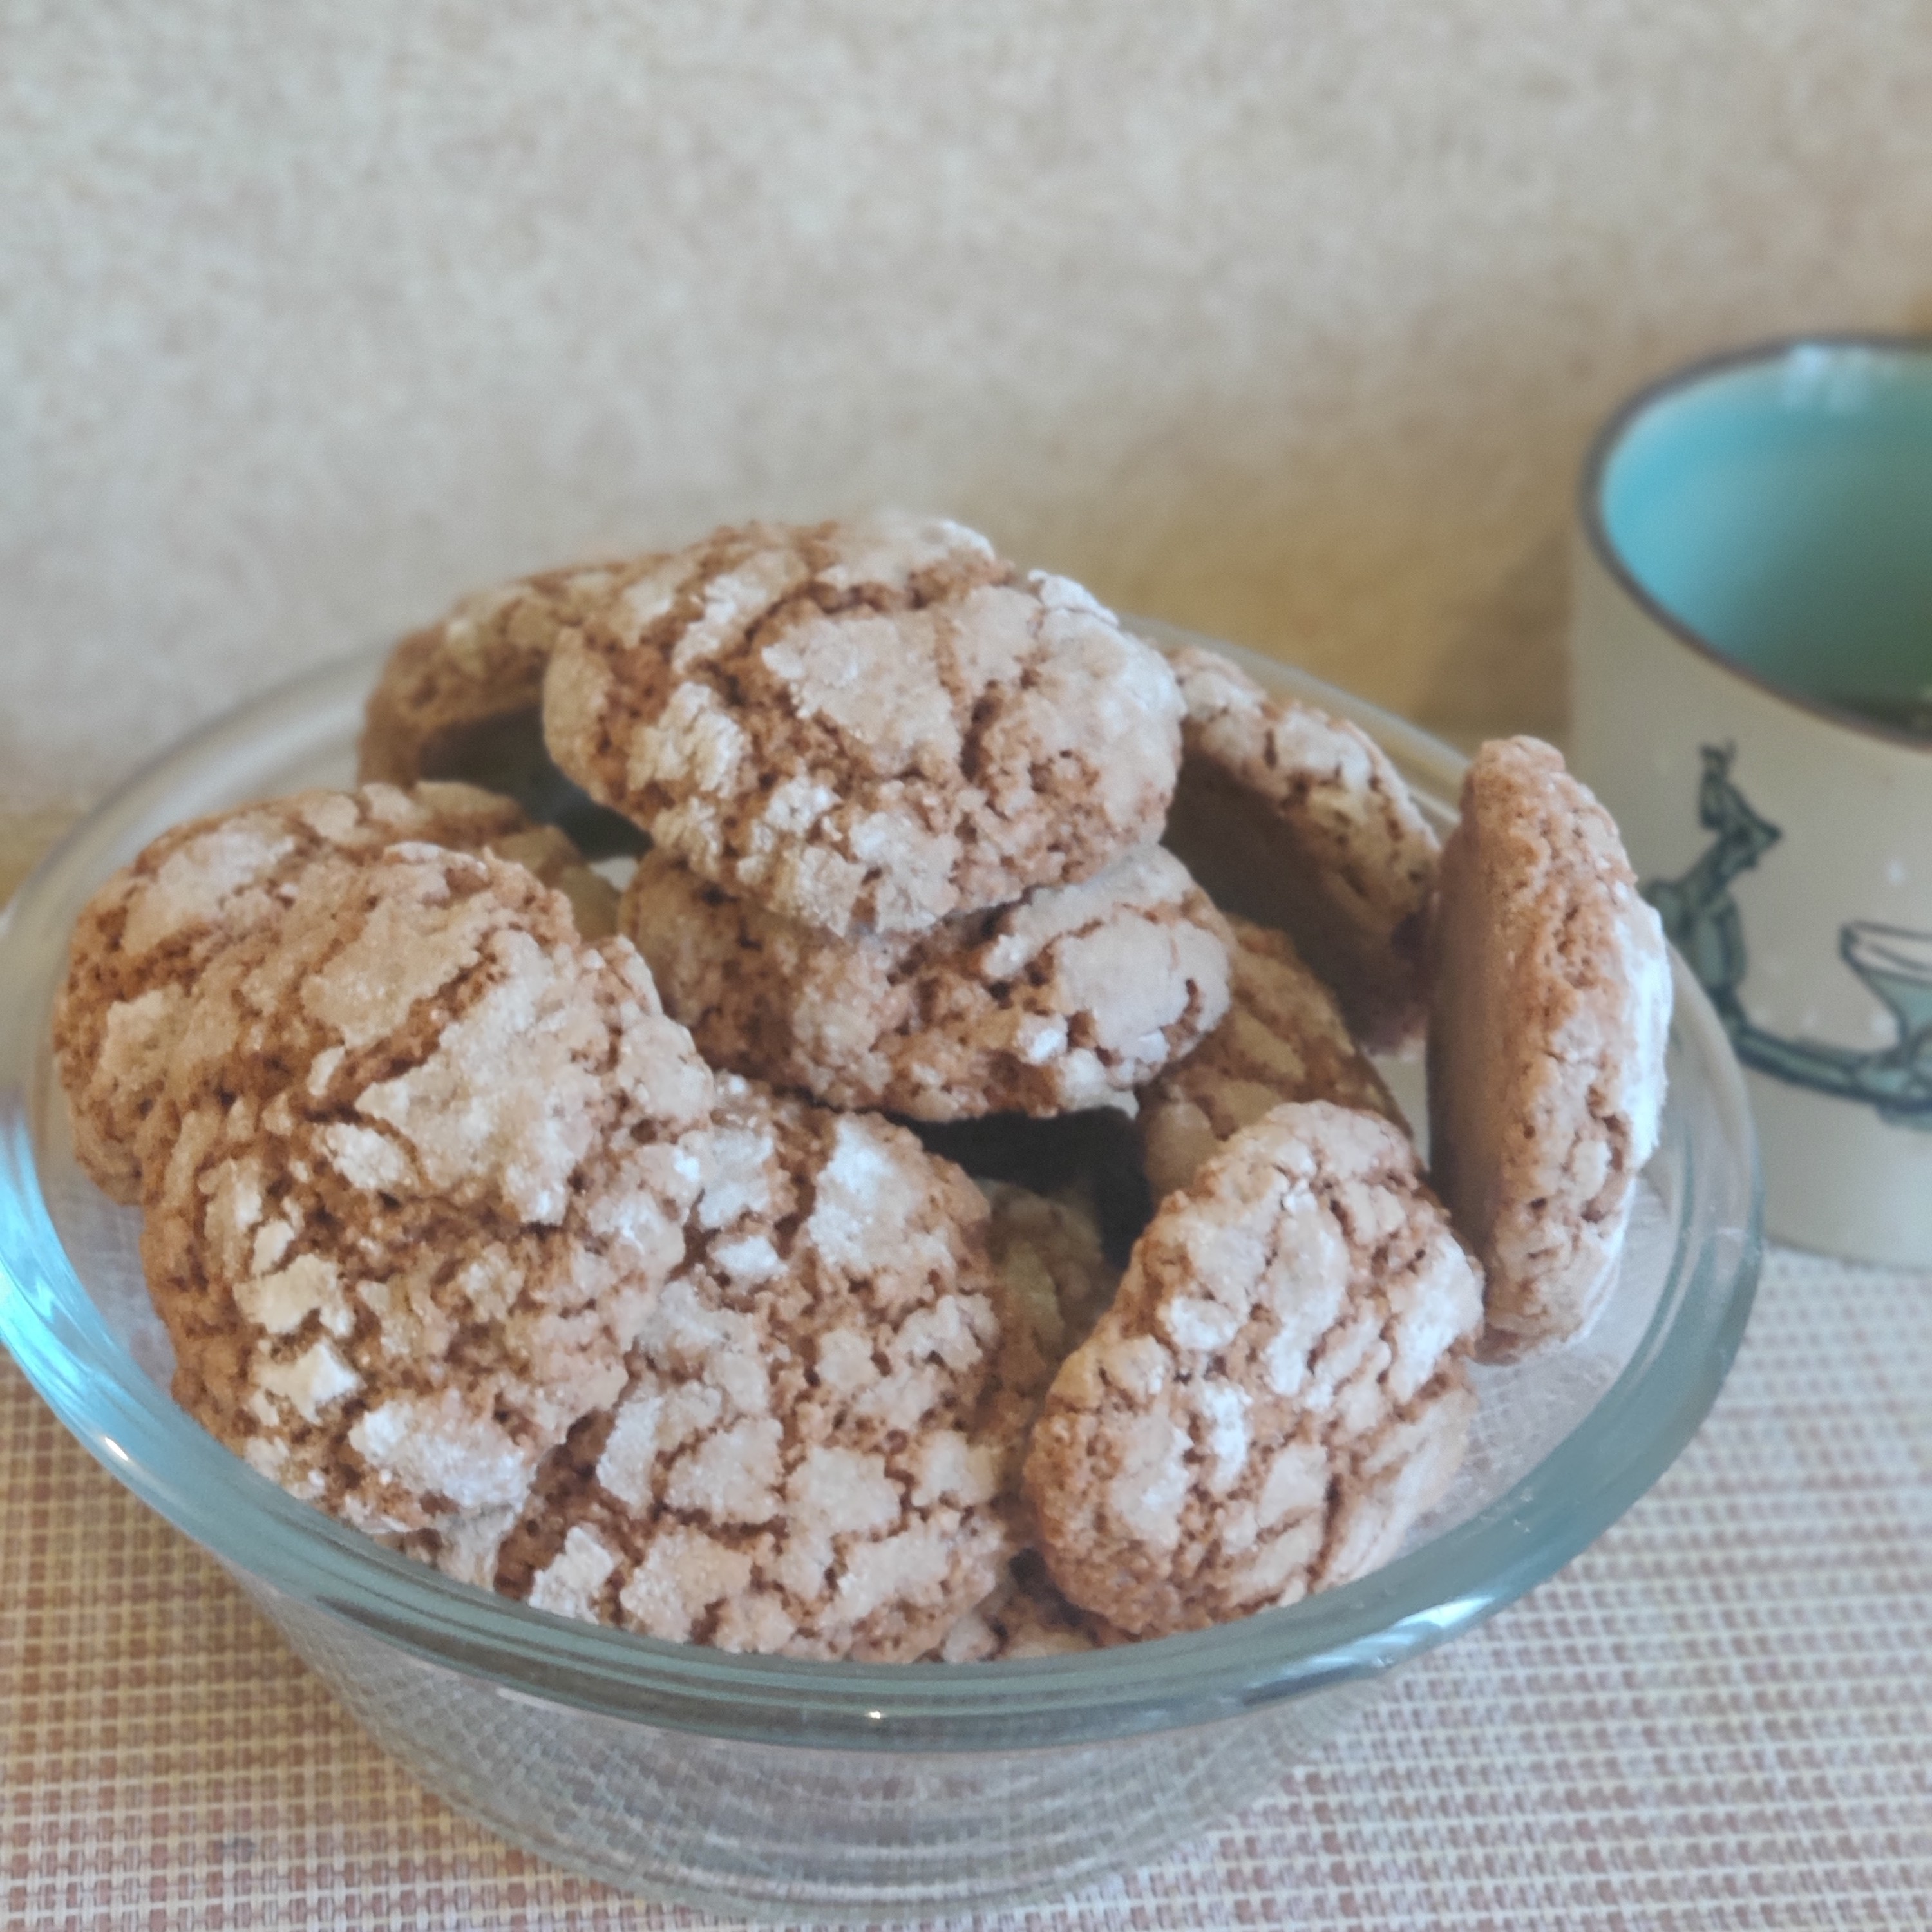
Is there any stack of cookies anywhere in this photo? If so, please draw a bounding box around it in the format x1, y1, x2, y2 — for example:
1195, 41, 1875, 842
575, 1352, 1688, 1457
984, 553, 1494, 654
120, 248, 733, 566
55, 513, 1672, 1661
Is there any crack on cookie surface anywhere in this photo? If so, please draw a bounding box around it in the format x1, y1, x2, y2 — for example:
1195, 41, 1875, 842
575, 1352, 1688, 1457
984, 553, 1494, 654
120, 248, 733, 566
358, 569, 651, 859
55, 784, 615, 1202
543, 516, 1184, 934
139, 845, 714, 1535
1160, 644, 1439, 1053
1023, 1101, 1484, 1638
620, 842, 1231, 1121
1139, 916, 1405, 1201
462, 1081, 1044, 1662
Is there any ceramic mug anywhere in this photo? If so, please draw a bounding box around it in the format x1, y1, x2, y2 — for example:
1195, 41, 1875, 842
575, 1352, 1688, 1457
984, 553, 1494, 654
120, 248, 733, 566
1571, 335, 1932, 1265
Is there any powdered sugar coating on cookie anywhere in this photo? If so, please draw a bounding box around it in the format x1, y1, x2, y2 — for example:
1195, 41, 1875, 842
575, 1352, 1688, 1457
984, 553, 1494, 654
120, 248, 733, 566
1024, 1101, 1484, 1639
1160, 644, 1440, 1053
140, 845, 714, 1533
481, 1079, 1045, 1662
359, 568, 652, 857
1139, 916, 1403, 1200
543, 515, 1185, 933
54, 782, 614, 1204
621, 842, 1231, 1120
359, 569, 600, 784
1427, 737, 1671, 1356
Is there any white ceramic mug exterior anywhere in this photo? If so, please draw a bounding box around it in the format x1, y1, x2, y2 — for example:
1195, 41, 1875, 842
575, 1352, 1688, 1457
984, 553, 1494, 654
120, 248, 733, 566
1571, 337, 1932, 1265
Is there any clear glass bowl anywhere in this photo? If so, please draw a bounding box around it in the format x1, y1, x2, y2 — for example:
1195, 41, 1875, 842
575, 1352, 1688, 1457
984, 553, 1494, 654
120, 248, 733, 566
0, 630, 1761, 1924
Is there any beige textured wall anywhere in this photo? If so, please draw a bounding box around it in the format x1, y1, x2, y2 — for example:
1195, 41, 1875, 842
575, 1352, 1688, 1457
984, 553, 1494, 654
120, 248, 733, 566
5, 3, 1932, 813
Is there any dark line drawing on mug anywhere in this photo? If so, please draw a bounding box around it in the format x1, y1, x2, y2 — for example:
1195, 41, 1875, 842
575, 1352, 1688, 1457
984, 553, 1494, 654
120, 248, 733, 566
1643, 744, 1932, 1128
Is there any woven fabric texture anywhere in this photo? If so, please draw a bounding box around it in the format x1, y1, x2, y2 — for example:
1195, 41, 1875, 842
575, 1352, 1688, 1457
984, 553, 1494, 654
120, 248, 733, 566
5, 1245, 1928, 1931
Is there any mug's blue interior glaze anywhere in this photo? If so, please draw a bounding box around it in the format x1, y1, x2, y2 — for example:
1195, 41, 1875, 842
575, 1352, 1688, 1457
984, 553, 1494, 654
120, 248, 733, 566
1598, 341, 1932, 727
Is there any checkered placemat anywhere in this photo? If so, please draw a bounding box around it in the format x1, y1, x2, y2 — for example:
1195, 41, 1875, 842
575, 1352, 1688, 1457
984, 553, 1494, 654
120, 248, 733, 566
3, 797, 1928, 1931
6, 1247, 1928, 1931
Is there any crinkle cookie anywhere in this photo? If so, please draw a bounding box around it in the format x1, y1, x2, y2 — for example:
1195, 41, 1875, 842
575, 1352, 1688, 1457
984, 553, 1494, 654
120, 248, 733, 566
928, 1551, 1125, 1661
140, 844, 715, 1533
620, 842, 1231, 1120
468, 1079, 1045, 1662
359, 569, 649, 858
543, 513, 1186, 934
1023, 1102, 1484, 1639
54, 782, 615, 1204
1139, 917, 1403, 1201
1160, 645, 1440, 1053
978, 1180, 1119, 1368
1427, 737, 1671, 1356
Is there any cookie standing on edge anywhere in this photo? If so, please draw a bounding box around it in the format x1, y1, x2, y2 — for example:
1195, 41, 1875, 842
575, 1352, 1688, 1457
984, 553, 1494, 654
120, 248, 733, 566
53, 782, 616, 1204
1024, 1102, 1484, 1640
620, 842, 1232, 1121
1160, 643, 1440, 1054
543, 514, 1186, 934
1138, 916, 1405, 1201
472, 1080, 1046, 1663
1427, 737, 1671, 1356
359, 567, 651, 857
141, 845, 715, 1534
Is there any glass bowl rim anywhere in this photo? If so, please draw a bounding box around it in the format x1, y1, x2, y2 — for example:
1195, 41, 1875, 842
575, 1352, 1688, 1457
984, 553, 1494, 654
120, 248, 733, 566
0, 627, 1763, 1754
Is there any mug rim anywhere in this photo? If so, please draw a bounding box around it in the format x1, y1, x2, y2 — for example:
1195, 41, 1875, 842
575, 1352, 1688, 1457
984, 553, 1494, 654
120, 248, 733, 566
1578, 330, 1932, 758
